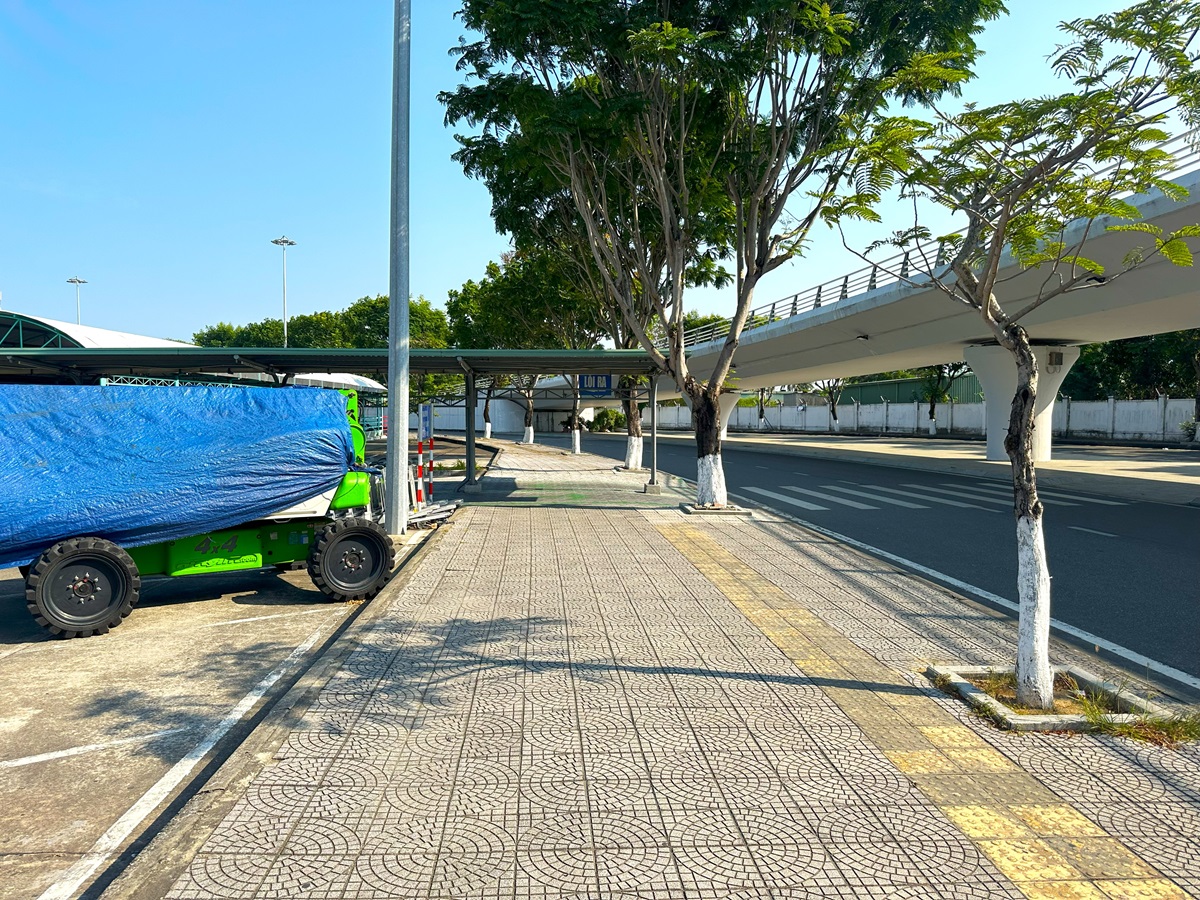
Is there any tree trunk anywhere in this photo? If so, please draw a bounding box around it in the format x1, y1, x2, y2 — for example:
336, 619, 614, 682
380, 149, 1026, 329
570, 377, 582, 454
1192, 343, 1200, 425
522, 393, 534, 445
928, 397, 938, 435
692, 388, 727, 506
1004, 327, 1054, 710
483, 389, 493, 439
830, 405, 840, 433
623, 392, 643, 470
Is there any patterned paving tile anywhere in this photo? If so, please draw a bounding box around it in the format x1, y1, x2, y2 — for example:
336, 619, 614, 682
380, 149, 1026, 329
162, 445, 1199, 899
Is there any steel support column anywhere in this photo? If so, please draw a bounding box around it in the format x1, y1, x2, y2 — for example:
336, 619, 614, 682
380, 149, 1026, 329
645, 377, 661, 494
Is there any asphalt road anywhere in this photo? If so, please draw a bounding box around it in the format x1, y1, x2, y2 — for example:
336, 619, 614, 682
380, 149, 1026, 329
564, 431, 1200, 687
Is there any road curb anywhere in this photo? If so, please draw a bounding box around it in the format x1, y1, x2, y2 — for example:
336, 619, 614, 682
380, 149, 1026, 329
92, 525, 451, 900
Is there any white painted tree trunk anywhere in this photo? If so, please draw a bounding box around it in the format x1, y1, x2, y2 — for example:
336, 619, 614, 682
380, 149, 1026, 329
571, 428, 581, 454
484, 422, 492, 439
831, 417, 840, 433
696, 454, 728, 506
1015, 514, 1054, 709
624, 435, 643, 470
523, 425, 534, 444
928, 416, 938, 435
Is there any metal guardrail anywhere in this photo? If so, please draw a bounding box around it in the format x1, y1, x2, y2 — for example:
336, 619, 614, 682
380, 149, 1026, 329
670, 129, 1200, 351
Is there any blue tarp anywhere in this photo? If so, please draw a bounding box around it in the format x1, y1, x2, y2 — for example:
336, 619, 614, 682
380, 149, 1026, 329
0, 384, 354, 568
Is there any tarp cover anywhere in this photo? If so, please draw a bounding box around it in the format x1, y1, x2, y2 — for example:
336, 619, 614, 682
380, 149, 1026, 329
0, 384, 354, 568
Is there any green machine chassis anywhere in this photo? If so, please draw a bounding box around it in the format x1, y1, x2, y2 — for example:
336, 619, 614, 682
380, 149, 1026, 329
22, 389, 394, 638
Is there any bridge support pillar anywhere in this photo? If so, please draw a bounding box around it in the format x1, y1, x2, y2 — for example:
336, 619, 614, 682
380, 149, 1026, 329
719, 392, 741, 440
965, 344, 1079, 462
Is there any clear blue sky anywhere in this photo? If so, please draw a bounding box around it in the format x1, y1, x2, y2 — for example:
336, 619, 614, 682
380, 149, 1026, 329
0, 1, 1132, 342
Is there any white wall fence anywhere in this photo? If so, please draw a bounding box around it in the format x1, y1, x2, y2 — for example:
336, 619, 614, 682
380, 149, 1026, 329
649, 397, 1197, 443
402, 396, 1196, 443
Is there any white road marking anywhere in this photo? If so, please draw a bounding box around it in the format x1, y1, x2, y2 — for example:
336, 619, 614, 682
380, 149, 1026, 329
820, 485, 929, 509
783, 486, 878, 510
937, 481, 1080, 507
728, 491, 1200, 693
755, 465, 771, 470
0, 729, 188, 770
959, 481, 1126, 506
1068, 526, 1118, 538
36, 614, 337, 900
862, 484, 998, 511
792, 472, 810, 477
200, 607, 345, 628
742, 486, 828, 511
908, 485, 1014, 506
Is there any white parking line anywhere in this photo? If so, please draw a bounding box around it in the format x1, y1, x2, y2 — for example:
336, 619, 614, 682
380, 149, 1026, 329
783, 486, 878, 510
1068, 526, 1118, 538
0, 729, 189, 770
729, 492, 1200, 693
36, 614, 337, 900
742, 486, 828, 511
200, 607, 345, 628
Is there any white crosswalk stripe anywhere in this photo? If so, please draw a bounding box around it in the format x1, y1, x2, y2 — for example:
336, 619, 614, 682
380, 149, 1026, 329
782, 486, 878, 509
863, 484, 999, 511
948, 480, 1126, 506
742, 486, 828, 511
933, 482, 1080, 507
819, 485, 929, 509
905, 484, 1017, 506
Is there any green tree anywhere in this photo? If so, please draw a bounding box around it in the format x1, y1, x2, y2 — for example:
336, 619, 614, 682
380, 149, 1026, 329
833, 1, 1200, 707
446, 0, 1002, 506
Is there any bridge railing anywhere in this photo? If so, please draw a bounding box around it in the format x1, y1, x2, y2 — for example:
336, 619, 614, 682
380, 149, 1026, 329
670, 128, 1200, 351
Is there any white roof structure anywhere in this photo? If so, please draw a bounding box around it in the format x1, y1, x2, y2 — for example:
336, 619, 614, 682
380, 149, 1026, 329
22, 313, 192, 348
294, 372, 387, 392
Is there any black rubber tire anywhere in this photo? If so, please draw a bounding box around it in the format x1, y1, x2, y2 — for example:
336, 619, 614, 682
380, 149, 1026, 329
308, 517, 394, 602
25, 537, 140, 638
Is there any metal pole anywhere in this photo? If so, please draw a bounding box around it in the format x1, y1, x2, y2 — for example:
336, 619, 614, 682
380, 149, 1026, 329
384, 0, 411, 536
465, 370, 477, 487
76, 282, 81, 325
281, 243, 288, 348
649, 377, 659, 487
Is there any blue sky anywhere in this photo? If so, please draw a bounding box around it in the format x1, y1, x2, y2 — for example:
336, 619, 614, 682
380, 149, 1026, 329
0, 1, 1133, 342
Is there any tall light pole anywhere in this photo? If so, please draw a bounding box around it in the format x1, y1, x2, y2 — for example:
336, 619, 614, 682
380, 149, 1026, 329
385, 0, 411, 536
270, 236, 296, 347
67, 277, 87, 324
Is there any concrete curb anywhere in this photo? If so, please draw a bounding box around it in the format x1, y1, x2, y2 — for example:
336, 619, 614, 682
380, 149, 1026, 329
94, 526, 450, 900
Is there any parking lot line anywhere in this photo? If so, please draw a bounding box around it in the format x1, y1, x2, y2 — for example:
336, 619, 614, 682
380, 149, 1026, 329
0, 728, 188, 770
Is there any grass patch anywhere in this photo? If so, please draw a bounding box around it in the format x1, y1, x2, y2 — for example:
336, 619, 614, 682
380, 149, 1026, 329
431, 461, 485, 475
964, 670, 1096, 716
1080, 694, 1200, 748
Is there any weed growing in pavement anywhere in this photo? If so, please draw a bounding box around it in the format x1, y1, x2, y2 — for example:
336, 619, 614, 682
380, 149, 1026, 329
1080, 690, 1200, 748
965, 669, 1092, 716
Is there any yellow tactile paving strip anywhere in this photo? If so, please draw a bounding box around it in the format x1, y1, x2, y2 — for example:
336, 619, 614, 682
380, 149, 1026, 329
658, 523, 1190, 900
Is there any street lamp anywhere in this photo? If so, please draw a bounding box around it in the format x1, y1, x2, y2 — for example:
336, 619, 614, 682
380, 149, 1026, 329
270, 236, 296, 347
66, 277, 88, 325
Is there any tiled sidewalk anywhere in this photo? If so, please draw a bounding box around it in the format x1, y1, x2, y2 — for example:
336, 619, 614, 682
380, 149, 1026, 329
164, 445, 1200, 899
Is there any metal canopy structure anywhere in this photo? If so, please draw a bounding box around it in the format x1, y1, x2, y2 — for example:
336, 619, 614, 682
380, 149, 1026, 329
0, 346, 660, 382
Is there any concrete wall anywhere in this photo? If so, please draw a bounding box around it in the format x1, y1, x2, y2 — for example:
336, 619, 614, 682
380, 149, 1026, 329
646, 397, 1197, 442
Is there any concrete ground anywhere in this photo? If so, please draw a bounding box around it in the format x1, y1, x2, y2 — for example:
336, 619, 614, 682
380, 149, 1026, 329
140, 443, 1199, 900
0, 534, 429, 900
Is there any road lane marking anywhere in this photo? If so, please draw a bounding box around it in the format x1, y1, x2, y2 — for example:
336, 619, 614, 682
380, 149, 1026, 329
200, 607, 346, 628
783, 486, 878, 510
864, 484, 999, 511
1068, 526, 1118, 538
819, 485, 929, 509
755, 465, 771, 470
959, 481, 1126, 506
937, 482, 1080, 507
908, 485, 1014, 506
36, 613, 339, 900
0, 729, 189, 770
742, 486, 828, 511
728, 491, 1200, 693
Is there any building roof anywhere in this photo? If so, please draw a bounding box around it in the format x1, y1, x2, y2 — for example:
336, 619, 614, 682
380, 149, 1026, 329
0, 311, 191, 349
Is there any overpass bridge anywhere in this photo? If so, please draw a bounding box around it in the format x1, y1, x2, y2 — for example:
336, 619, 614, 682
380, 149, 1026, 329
669, 131, 1200, 460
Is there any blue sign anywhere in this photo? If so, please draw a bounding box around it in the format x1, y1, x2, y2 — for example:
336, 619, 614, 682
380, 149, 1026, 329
419, 403, 433, 441
579, 374, 613, 397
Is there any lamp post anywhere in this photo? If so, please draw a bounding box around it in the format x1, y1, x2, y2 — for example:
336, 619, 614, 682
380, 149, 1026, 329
385, 0, 411, 536
66, 277, 87, 324
270, 236, 296, 347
